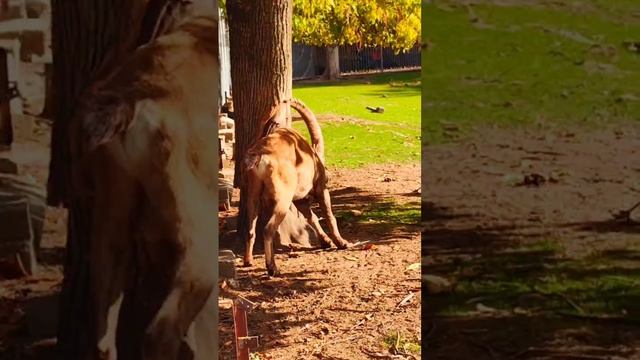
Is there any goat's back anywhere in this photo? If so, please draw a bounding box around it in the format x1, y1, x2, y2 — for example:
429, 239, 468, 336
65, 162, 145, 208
245, 128, 325, 200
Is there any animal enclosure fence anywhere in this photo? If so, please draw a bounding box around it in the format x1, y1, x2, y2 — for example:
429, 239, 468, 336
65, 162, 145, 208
292, 43, 421, 80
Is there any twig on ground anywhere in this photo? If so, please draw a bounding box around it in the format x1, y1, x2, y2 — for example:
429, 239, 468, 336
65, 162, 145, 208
394, 292, 415, 311
532, 287, 585, 314
348, 313, 374, 331
360, 347, 411, 359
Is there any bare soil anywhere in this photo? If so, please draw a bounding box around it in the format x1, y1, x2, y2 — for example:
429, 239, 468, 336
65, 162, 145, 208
0, 119, 422, 359
424, 122, 640, 359
218, 163, 422, 359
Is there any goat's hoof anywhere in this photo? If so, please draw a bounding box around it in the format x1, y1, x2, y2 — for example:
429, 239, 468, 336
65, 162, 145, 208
243, 258, 254, 267
319, 241, 333, 249
267, 266, 280, 277
335, 240, 350, 250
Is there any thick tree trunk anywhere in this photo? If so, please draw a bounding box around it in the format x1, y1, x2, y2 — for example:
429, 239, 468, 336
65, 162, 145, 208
39, 63, 53, 119
227, 0, 294, 241
323, 46, 340, 80
0, 48, 13, 149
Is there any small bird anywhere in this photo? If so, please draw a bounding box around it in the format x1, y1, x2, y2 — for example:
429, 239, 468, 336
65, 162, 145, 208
366, 106, 385, 113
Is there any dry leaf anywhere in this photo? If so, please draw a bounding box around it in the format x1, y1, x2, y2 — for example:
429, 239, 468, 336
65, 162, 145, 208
406, 262, 421, 271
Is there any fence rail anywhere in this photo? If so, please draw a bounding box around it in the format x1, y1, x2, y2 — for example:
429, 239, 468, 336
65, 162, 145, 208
292, 43, 421, 79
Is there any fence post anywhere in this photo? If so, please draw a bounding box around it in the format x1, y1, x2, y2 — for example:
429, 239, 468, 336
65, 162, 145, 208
379, 45, 384, 73
0, 48, 13, 150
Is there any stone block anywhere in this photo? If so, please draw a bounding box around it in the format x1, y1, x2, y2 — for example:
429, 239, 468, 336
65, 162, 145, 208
219, 249, 236, 279
0, 173, 45, 275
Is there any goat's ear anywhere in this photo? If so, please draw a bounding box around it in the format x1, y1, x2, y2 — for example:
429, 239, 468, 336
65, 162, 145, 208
81, 94, 135, 152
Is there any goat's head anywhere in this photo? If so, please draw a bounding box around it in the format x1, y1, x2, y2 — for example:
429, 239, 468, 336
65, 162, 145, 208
151, 0, 219, 40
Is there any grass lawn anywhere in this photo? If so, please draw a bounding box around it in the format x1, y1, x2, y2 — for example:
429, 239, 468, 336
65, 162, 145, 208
422, 0, 640, 144
292, 71, 421, 168
424, 0, 640, 321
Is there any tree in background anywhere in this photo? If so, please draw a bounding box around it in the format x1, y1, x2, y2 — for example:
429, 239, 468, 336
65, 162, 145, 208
292, 0, 421, 79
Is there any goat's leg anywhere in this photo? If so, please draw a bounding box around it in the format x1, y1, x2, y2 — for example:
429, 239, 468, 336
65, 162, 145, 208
243, 176, 262, 267
263, 199, 291, 277
317, 188, 349, 249
295, 199, 333, 249
90, 160, 137, 360
142, 236, 215, 360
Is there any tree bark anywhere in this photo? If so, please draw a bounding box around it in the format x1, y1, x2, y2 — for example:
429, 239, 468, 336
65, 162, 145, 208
323, 45, 340, 80
226, 0, 294, 241
0, 48, 13, 149
39, 62, 53, 119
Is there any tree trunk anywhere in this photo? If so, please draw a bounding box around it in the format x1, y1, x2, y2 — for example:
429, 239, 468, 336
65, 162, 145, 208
323, 45, 340, 80
39, 62, 53, 119
227, 0, 294, 241
0, 48, 13, 149
47, 1, 158, 358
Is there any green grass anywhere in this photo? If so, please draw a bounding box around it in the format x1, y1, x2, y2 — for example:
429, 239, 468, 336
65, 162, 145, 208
422, 1, 640, 144
293, 72, 421, 168
434, 247, 640, 321
294, 72, 420, 126
382, 331, 422, 354
336, 200, 421, 227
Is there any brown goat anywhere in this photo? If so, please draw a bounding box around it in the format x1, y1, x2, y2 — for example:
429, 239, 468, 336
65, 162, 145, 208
242, 114, 350, 277
76, 10, 219, 360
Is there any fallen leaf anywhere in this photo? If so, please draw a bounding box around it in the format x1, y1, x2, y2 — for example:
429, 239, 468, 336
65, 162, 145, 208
476, 303, 497, 313
405, 263, 421, 271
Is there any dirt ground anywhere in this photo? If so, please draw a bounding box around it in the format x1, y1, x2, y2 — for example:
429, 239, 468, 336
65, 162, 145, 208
424, 122, 640, 359
0, 116, 422, 358
218, 163, 422, 359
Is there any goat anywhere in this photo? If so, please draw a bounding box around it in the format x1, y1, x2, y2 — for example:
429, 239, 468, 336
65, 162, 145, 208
75, 8, 219, 360
242, 108, 350, 277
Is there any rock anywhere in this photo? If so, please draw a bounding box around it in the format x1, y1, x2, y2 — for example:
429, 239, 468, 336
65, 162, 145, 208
219, 249, 236, 279
476, 303, 497, 313
0, 195, 36, 275
0, 173, 45, 256
348, 209, 363, 217
219, 176, 233, 211
275, 205, 318, 248
422, 274, 452, 295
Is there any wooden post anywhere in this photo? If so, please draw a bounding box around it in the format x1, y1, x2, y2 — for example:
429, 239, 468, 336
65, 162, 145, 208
233, 297, 258, 360
0, 48, 13, 150
379, 45, 384, 73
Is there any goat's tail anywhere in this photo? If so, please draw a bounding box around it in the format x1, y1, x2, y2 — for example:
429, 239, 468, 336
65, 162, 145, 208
290, 98, 325, 163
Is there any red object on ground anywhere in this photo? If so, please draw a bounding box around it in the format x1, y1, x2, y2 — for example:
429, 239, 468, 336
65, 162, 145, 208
233, 296, 258, 360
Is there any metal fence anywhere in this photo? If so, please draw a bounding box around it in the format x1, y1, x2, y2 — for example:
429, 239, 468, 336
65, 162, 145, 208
292, 43, 421, 79
339, 45, 421, 74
